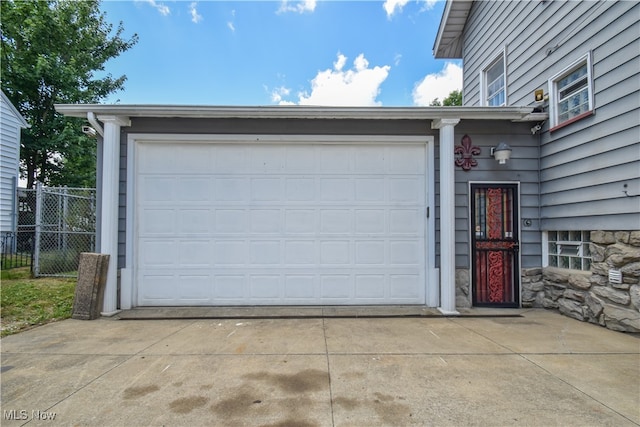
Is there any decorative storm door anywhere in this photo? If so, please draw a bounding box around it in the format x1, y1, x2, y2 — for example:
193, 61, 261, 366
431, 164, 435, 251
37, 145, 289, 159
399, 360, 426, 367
471, 184, 519, 307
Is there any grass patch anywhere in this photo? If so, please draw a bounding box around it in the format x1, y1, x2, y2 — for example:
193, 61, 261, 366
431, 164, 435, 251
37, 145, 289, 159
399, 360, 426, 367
1, 267, 76, 337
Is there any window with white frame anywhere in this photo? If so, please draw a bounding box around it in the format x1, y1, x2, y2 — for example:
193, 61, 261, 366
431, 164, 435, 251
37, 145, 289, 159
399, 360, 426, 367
550, 53, 593, 128
482, 53, 506, 106
545, 231, 591, 271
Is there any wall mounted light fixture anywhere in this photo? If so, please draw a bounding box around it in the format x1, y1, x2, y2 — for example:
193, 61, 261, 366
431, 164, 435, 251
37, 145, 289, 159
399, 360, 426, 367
491, 142, 512, 164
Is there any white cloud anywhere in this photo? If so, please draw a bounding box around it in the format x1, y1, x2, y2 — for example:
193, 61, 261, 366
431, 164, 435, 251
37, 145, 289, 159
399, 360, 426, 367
420, 0, 439, 12
227, 9, 236, 32
140, 0, 170, 16
189, 2, 203, 23
384, 0, 438, 17
280, 53, 390, 106
412, 62, 463, 106
278, 0, 316, 14
270, 86, 291, 104
383, 0, 409, 18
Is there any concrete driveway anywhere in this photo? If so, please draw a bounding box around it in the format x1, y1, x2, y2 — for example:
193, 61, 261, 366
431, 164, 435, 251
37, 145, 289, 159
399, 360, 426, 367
1, 308, 638, 426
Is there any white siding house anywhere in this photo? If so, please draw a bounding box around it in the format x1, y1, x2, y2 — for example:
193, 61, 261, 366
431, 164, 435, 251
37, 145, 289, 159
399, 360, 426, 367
0, 91, 27, 235
434, 0, 640, 332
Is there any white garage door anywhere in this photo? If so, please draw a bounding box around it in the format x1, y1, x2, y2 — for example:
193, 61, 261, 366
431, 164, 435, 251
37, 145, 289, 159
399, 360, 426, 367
135, 138, 427, 306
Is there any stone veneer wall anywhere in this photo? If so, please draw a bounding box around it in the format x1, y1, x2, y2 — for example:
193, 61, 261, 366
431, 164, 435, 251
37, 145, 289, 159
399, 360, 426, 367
540, 231, 640, 333
456, 231, 640, 333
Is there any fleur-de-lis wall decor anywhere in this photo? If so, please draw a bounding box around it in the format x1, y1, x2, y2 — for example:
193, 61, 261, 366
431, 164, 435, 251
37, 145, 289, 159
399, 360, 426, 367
454, 134, 480, 171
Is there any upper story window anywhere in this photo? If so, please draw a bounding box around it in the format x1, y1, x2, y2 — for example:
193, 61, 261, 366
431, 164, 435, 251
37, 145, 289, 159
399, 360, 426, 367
482, 52, 506, 106
549, 53, 593, 130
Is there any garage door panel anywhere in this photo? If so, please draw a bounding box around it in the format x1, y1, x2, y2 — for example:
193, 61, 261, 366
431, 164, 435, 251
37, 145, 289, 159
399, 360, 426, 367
141, 240, 176, 266
251, 178, 281, 201
356, 178, 385, 201
320, 210, 351, 233
177, 275, 211, 300
141, 275, 177, 301
141, 209, 175, 234
284, 210, 315, 233
249, 241, 281, 265
216, 178, 248, 201
320, 146, 351, 172
282, 275, 314, 300
285, 178, 315, 201
215, 209, 246, 233
285, 146, 315, 172
355, 146, 386, 173
389, 178, 423, 202
178, 241, 211, 267
356, 275, 385, 298
321, 275, 352, 299
177, 177, 212, 202
355, 210, 385, 234
355, 241, 385, 265
285, 241, 316, 264
136, 141, 427, 306
320, 240, 350, 264
320, 178, 353, 201
178, 209, 210, 233
214, 275, 246, 299
251, 209, 281, 233
389, 147, 424, 173
215, 146, 249, 173
250, 275, 281, 299
390, 209, 422, 234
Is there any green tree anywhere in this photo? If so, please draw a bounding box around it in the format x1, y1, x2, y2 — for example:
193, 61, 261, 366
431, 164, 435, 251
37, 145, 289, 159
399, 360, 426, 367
1, 0, 138, 188
429, 90, 463, 107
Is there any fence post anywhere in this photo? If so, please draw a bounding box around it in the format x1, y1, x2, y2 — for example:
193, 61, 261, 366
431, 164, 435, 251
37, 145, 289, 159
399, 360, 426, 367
34, 182, 42, 276
62, 187, 69, 251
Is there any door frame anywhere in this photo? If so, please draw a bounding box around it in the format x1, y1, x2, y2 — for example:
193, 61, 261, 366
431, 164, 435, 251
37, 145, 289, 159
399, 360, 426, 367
121, 133, 436, 309
468, 181, 521, 308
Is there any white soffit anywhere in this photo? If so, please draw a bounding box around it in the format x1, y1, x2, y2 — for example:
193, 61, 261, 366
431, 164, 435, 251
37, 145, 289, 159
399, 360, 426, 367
433, 0, 473, 59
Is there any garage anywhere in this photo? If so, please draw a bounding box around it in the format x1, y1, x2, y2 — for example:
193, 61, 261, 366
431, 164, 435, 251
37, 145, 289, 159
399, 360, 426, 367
132, 135, 430, 306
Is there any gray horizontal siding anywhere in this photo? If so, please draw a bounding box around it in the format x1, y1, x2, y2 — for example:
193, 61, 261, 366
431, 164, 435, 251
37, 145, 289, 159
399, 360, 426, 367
542, 213, 639, 231
542, 161, 639, 195
459, 0, 639, 231
434, 120, 540, 270
542, 180, 640, 207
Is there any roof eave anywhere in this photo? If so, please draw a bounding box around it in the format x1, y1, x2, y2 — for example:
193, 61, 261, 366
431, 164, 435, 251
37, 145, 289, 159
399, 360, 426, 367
433, 0, 473, 59
54, 104, 543, 122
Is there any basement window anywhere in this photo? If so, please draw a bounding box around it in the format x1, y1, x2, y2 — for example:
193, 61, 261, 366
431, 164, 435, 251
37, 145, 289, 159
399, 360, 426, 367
545, 231, 591, 271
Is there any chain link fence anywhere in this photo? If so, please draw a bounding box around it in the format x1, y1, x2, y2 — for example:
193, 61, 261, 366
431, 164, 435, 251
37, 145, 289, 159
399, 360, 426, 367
15, 184, 96, 277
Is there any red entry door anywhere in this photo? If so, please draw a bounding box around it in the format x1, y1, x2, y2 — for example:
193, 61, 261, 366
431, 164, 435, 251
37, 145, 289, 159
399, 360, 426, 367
471, 184, 520, 307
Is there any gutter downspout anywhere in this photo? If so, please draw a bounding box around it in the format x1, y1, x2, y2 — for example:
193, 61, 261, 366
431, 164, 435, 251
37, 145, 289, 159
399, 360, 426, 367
88, 112, 104, 255
87, 112, 104, 137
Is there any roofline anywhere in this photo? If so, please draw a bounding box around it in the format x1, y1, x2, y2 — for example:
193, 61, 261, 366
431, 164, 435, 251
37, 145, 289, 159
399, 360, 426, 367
432, 0, 454, 56
433, 0, 473, 59
54, 104, 544, 122
1, 91, 29, 128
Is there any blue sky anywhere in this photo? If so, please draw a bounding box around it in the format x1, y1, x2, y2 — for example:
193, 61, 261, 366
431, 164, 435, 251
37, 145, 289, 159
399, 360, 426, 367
99, 0, 462, 106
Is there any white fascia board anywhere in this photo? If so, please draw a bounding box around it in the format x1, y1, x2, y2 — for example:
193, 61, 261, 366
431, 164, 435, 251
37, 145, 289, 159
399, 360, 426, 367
55, 104, 540, 122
